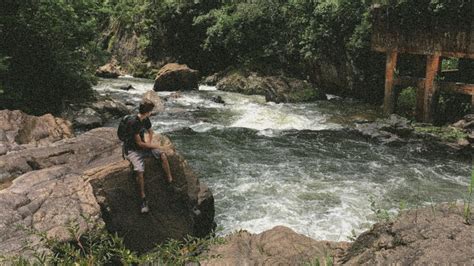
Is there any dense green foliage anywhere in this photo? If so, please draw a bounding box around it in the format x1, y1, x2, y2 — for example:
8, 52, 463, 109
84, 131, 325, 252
0, 1, 107, 115
396, 87, 417, 120
374, 0, 473, 31
0, 0, 470, 119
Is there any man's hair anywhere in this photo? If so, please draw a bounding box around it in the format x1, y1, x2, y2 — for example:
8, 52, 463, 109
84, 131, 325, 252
139, 100, 155, 114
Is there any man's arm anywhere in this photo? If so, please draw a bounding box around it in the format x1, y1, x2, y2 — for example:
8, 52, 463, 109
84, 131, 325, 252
146, 128, 153, 144
134, 133, 160, 150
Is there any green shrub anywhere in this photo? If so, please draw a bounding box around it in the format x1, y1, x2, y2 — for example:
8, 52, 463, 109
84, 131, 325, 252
396, 86, 417, 120
0, 220, 225, 265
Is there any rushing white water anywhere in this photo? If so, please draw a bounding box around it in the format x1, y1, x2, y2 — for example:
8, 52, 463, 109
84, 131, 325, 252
94, 77, 471, 241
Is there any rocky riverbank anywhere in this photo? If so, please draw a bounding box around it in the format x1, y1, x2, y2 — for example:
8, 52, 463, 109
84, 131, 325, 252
0, 110, 215, 259
201, 202, 473, 265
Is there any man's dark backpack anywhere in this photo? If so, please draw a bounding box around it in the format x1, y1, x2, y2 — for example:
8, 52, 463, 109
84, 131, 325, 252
117, 115, 134, 157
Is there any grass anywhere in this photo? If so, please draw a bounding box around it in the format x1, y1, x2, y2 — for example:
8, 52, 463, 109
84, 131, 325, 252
413, 125, 468, 142
0, 219, 225, 265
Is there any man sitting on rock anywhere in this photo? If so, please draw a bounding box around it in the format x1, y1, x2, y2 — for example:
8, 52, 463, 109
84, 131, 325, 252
125, 100, 173, 213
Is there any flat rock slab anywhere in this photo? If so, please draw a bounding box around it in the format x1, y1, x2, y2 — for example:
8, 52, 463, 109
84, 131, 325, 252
0, 127, 122, 183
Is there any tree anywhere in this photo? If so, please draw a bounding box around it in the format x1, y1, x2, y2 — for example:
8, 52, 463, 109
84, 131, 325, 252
0, 1, 106, 114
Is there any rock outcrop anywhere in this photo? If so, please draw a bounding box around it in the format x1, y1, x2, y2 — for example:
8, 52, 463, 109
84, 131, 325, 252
353, 114, 473, 156
341, 203, 473, 265
61, 95, 130, 130
88, 134, 215, 252
0, 166, 102, 257
202, 203, 473, 265
201, 226, 349, 265
153, 63, 199, 91
0, 110, 74, 156
0, 127, 122, 184
216, 71, 327, 103
0, 127, 215, 258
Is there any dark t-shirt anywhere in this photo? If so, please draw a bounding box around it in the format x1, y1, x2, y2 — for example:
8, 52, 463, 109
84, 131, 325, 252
125, 115, 151, 151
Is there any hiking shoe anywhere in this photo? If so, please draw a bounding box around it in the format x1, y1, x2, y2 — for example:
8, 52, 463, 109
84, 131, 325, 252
140, 201, 149, 214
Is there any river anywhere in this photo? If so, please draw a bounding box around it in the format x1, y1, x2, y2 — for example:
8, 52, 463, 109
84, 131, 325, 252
94, 77, 471, 241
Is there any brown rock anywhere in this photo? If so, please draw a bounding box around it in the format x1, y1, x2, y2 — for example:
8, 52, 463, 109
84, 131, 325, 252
0, 127, 122, 183
452, 119, 466, 128
95, 57, 123, 78
0, 127, 215, 258
217, 71, 326, 103
341, 203, 474, 265
88, 134, 215, 252
201, 226, 349, 265
153, 63, 199, 91
142, 90, 165, 115
0, 110, 73, 155
0, 166, 101, 258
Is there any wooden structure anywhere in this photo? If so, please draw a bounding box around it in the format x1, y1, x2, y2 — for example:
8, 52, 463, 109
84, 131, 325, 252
371, 6, 474, 122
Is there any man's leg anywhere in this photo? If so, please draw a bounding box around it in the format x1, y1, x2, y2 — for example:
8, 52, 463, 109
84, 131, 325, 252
136, 171, 146, 199
160, 153, 173, 182
127, 150, 149, 213
150, 148, 173, 183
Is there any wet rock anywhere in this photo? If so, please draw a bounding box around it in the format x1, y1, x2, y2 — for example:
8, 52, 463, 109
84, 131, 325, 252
72, 107, 104, 129
202, 72, 222, 86
341, 203, 473, 265
211, 95, 225, 104
201, 226, 349, 265
116, 84, 135, 91
354, 115, 412, 145
142, 90, 165, 115
463, 114, 474, 122
62, 96, 130, 131
0, 110, 73, 155
467, 132, 474, 143
153, 63, 199, 91
217, 71, 326, 103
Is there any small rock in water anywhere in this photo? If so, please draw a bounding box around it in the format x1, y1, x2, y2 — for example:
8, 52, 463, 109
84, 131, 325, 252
211, 95, 225, 104
118, 84, 135, 91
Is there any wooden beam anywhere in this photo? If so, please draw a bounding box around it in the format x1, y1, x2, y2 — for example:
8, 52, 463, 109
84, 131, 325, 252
384, 51, 398, 115
395, 76, 474, 95
372, 46, 474, 59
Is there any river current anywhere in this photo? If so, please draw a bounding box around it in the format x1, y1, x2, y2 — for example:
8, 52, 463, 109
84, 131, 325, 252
94, 77, 471, 241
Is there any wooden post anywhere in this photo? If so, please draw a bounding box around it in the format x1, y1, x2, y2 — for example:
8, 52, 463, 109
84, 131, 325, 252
416, 53, 440, 122
384, 50, 398, 115
472, 95, 474, 114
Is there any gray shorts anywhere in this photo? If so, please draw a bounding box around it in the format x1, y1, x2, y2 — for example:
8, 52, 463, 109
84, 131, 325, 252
126, 148, 162, 172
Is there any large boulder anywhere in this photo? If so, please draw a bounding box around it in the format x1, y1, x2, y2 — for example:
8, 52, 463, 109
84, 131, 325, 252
341, 203, 473, 265
0, 127, 215, 258
95, 57, 123, 78
87, 134, 215, 252
153, 63, 199, 91
0, 110, 74, 155
201, 226, 349, 265
216, 71, 326, 103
